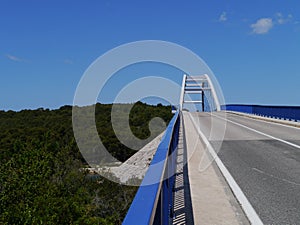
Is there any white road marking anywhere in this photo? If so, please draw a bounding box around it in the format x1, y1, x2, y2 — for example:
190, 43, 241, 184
214, 113, 300, 150
227, 111, 300, 131
187, 112, 264, 225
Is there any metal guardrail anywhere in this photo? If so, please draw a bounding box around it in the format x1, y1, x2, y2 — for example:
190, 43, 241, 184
222, 104, 300, 121
122, 111, 180, 225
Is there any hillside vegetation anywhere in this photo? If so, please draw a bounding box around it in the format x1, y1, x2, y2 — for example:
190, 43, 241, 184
0, 102, 173, 224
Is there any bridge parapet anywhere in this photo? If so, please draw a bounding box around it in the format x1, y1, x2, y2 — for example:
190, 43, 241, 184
223, 104, 300, 121
122, 111, 180, 225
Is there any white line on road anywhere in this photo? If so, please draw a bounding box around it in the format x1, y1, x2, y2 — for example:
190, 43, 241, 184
227, 111, 300, 131
214, 113, 300, 150
187, 112, 263, 225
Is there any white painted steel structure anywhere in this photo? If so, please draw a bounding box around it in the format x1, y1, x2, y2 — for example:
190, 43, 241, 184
179, 74, 221, 111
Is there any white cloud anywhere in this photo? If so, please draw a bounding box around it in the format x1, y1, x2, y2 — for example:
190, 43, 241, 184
276, 12, 292, 25
250, 13, 294, 35
251, 18, 273, 34
219, 12, 227, 22
5, 54, 24, 62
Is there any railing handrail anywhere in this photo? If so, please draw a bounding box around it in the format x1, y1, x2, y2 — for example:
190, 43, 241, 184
122, 111, 180, 225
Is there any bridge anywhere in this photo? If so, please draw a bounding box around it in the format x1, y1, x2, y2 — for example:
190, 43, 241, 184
122, 75, 300, 225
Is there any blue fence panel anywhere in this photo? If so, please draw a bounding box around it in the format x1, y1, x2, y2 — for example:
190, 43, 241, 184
223, 104, 253, 114
223, 104, 300, 121
122, 111, 180, 225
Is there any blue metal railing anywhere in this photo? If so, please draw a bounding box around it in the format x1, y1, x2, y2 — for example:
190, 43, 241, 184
222, 104, 300, 121
123, 111, 180, 225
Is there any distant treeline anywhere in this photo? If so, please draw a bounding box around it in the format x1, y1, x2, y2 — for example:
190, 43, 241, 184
0, 102, 173, 224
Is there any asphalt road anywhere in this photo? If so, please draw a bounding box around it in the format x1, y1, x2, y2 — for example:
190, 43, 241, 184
191, 112, 300, 225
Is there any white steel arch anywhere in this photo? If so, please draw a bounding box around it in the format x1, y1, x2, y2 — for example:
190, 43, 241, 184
179, 74, 221, 111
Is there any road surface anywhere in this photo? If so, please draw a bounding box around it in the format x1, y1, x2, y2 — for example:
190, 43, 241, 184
190, 112, 300, 224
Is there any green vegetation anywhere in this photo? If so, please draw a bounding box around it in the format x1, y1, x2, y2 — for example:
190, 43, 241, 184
0, 102, 173, 224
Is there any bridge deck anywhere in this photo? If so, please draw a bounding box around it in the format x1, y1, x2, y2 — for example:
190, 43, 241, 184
188, 111, 300, 224
124, 110, 300, 224
182, 112, 249, 224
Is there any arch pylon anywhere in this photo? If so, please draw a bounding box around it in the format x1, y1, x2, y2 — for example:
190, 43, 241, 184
179, 74, 221, 112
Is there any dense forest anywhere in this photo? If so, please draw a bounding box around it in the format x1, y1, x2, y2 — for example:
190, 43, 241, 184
0, 102, 173, 224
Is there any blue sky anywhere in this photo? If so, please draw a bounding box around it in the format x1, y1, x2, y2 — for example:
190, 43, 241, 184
1, 0, 300, 110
